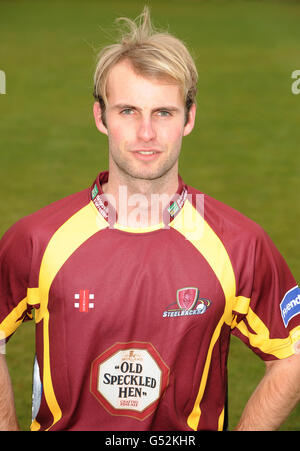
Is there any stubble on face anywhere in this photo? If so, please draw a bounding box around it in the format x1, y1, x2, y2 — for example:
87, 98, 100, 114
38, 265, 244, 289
98, 60, 195, 196
108, 137, 181, 183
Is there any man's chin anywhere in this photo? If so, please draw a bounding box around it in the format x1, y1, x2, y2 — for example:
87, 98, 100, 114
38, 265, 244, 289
121, 167, 172, 182
111, 154, 178, 184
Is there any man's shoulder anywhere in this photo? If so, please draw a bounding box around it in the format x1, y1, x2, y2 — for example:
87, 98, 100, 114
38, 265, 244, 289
1, 187, 91, 244
187, 184, 266, 242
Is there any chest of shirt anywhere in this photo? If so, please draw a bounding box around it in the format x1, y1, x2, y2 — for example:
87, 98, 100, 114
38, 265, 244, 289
45, 228, 227, 346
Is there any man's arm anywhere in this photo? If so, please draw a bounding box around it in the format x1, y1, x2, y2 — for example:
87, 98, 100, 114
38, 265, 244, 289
236, 352, 300, 430
0, 354, 19, 431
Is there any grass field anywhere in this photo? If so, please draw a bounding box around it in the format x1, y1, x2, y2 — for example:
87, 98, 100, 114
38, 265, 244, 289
0, 0, 299, 431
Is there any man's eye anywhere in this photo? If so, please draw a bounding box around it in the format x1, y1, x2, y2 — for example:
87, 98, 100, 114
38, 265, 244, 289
121, 108, 134, 115
157, 110, 171, 117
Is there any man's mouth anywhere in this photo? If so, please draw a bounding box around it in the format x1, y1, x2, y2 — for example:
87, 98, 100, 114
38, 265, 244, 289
136, 150, 156, 155
130, 149, 162, 161
132, 148, 161, 154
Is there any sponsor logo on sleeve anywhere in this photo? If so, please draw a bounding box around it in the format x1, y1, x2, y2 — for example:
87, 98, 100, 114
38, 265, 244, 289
280, 285, 300, 327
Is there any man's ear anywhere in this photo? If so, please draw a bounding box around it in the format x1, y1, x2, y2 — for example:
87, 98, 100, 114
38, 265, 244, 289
93, 101, 108, 136
183, 103, 196, 137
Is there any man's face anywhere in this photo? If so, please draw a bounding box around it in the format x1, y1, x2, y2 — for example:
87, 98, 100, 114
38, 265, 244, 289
94, 59, 196, 182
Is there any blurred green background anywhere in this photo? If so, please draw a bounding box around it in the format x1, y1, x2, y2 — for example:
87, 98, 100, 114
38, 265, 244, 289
0, 0, 299, 431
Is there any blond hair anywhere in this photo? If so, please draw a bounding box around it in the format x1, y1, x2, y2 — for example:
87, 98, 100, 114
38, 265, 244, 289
93, 6, 198, 124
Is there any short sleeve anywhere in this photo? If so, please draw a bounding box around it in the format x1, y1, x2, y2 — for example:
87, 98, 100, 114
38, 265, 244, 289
231, 227, 300, 360
0, 219, 34, 342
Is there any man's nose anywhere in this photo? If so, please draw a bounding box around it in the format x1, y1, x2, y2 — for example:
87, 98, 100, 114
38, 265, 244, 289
137, 116, 156, 142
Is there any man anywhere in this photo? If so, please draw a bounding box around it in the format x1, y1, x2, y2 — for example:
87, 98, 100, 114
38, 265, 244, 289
0, 7, 300, 431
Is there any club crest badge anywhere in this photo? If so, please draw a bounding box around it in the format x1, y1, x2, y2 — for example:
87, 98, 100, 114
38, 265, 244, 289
177, 287, 198, 310
163, 287, 211, 318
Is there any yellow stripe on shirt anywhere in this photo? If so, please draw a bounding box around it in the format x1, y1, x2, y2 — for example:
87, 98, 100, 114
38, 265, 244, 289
32, 201, 107, 430
170, 200, 237, 430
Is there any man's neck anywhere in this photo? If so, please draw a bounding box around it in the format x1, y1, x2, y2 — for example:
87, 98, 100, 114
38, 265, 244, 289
102, 167, 179, 228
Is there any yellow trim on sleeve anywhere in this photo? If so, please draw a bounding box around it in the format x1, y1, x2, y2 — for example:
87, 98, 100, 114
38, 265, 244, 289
27, 287, 40, 306
0, 296, 30, 339
236, 309, 300, 359
232, 296, 250, 315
